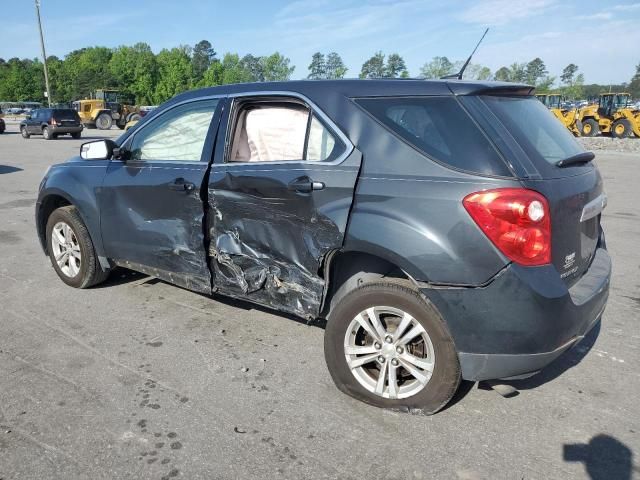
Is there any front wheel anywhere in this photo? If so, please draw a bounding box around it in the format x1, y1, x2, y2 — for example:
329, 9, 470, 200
46, 206, 109, 288
581, 118, 599, 137
324, 280, 460, 413
95, 113, 113, 130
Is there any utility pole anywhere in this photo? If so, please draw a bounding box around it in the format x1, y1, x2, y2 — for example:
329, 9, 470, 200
34, 0, 52, 106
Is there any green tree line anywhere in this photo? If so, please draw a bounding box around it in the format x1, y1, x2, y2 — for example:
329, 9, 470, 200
1, 40, 639, 104
0, 40, 294, 105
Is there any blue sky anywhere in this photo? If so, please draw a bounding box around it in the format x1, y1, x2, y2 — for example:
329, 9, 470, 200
1, 0, 639, 85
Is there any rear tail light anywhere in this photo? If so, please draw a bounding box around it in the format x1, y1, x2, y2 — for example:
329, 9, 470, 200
50, 118, 58, 126
463, 188, 551, 266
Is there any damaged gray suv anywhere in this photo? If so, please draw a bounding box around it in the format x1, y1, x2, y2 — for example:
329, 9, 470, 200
36, 80, 610, 413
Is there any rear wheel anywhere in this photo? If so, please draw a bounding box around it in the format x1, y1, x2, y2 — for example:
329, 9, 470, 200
46, 206, 110, 288
324, 280, 460, 413
581, 119, 599, 137
42, 126, 52, 140
95, 113, 113, 130
71, 132, 81, 139
612, 119, 632, 138
20, 126, 30, 139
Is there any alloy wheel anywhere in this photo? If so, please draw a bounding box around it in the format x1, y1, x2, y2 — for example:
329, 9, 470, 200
343, 306, 435, 399
51, 221, 82, 278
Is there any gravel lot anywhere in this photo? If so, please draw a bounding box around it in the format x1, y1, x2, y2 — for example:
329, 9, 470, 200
0, 123, 639, 479
579, 136, 640, 153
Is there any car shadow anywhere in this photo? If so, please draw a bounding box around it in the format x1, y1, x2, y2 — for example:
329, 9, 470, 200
564, 434, 635, 479
93, 267, 148, 288
0, 165, 24, 174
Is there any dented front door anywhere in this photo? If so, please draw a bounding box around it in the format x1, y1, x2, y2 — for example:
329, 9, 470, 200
99, 98, 223, 293
207, 101, 361, 318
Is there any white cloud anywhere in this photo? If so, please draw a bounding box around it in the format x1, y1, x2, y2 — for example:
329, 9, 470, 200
458, 0, 556, 25
612, 2, 640, 11
474, 19, 639, 85
576, 12, 613, 20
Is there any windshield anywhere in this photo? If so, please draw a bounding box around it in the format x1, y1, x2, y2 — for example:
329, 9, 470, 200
481, 95, 583, 165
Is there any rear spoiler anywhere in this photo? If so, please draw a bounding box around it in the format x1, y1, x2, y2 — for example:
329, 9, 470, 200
446, 82, 535, 96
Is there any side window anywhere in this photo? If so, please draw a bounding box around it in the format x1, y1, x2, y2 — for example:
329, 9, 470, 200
356, 96, 511, 176
228, 100, 342, 163
129, 99, 218, 162
306, 115, 337, 162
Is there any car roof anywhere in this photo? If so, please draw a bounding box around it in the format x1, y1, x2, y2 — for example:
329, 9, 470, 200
168, 79, 533, 105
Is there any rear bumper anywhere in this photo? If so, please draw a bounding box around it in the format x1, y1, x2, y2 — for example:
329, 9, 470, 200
51, 125, 83, 134
458, 312, 602, 380
423, 247, 611, 381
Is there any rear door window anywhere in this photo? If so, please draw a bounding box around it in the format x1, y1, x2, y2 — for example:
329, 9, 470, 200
481, 95, 584, 167
227, 100, 344, 163
355, 96, 511, 176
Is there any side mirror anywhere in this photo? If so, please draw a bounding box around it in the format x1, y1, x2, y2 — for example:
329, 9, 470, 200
80, 139, 116, 160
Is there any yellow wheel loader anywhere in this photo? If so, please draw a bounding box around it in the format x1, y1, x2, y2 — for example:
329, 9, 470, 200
577, 93, 640, 138
71, 89, 141, 130
535, 94, 581, 136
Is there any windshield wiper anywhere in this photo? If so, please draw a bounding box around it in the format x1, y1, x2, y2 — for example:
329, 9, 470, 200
556, 151, 595, 168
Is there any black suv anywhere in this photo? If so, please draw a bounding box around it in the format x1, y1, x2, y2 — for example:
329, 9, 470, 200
20, 108, 83, 140
35, 80, 610, 412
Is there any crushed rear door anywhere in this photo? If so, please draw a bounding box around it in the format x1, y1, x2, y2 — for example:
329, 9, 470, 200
207, 97, 361, 318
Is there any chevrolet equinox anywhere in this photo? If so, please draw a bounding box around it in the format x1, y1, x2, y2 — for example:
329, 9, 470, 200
36, 80, 610, 413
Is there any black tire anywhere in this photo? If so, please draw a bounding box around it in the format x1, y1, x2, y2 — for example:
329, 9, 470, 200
128, 113, 141, 123
324, 280, 460, 413
42, 126, 52, 140
117, 124, 126, 130
612, 119, 632, 138
20, 126, 30, 139
45, 206, 110, 288
581, 118, 599, 137
95, 113, 113, 130
71, 132, 81, 139
574, 119, 583, 137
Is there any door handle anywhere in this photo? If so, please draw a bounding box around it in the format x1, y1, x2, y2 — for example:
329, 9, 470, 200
287, 177, 325, 193
168, 178, 196, 192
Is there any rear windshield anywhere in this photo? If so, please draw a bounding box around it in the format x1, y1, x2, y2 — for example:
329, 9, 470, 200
481, 95, 583, 165
355, 96, 511, 176
53, 109, 80, 120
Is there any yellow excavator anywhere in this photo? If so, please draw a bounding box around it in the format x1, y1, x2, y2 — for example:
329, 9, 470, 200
535, 93, 581, 136
577, 93, 640, 138
71, 89, 141, 130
